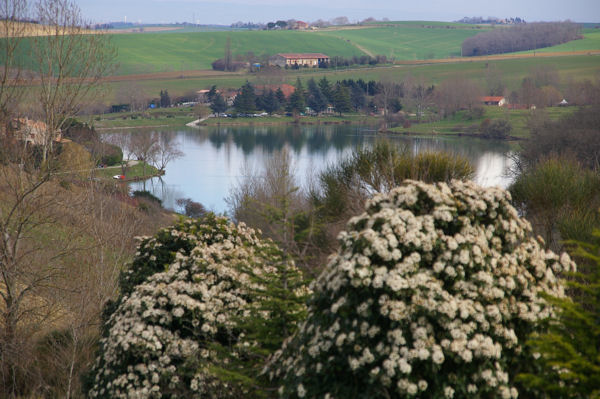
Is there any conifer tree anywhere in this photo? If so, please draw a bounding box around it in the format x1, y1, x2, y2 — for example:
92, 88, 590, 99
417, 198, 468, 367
234, 81, 257, 114
207, 85, 217, 102
519, 231, 600, 398
318, 76, 333, 104
275, 87, 287, 106
333, 83, 352, 115
210, 92, 228, 114
287, 78, 305, 115
307, 78, 327, 114
261, 89, 280, 115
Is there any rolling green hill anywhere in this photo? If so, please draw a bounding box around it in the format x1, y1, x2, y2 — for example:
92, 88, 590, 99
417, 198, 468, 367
107, 23, 599, 76
110, 30, 363, 75
516, 29, 600, 54
315, 26, 485, 60
110, 23, 491, 75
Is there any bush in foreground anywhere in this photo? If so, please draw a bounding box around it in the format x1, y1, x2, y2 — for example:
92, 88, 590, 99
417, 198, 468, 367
268, 180, 574, 398
519, 230, 600, 398
88, 214, 308, 398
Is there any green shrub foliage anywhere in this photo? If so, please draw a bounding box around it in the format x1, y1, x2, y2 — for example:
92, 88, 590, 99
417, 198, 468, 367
268, 180, 574, 399
88, 214, 308, 398
519, 230, 600, 398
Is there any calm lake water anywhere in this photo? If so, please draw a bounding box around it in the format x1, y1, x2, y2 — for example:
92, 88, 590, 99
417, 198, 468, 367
103, 124, 515, 214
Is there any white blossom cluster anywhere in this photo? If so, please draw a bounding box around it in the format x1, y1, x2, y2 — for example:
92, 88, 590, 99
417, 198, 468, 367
89, 216, 304, 398
268, 180, 575, 399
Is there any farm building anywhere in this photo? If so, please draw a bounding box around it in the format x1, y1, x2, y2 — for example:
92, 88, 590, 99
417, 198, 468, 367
294, 21, 309, 30
268, 53, 329, 68
481, 96, 507, 106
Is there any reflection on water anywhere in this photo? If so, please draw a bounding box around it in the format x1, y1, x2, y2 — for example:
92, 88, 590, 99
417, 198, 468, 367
104, 124, 514, 213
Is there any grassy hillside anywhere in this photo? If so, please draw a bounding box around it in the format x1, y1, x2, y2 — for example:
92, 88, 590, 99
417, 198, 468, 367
110, 30, 363, 74
109, 22, 492, 75
109, 23, 600, 76
102, 54, 600, 102
316, 26, 486, 60
516, 29, 600, 54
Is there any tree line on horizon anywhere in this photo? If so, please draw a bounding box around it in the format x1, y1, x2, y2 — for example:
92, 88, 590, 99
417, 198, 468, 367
462, 21, 582, 56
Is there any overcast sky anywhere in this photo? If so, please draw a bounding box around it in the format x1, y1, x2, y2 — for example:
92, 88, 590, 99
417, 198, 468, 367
75, 0, 600, 25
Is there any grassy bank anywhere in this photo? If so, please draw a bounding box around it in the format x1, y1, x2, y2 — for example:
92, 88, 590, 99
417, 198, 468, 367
199, 114, 381, 126
88, 107, 382, 129
93, 161, 160, 180
91, 107, 197, 129
386, 106, 577, 139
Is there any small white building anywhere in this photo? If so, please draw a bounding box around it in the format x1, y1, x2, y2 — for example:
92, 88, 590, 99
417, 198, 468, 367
268, 53, 329, 68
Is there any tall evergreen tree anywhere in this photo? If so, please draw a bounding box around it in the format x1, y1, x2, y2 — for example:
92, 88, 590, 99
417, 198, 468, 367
261, 90, 280, 115
207, 85, 217, 102
333, 84, 352, 115
518, 233, 600, 398
287, 78, 305, 115
210, 92, 228, 114
159, 89, 171, 108
234, 81, 257, 114
350, 84, 367, 111
318, 77, 333, 104
275, 88, 287, 106
306, 78, 327, 114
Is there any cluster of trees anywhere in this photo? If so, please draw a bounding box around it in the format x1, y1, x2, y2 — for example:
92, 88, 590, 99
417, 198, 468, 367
207, 76, 435, 119
311, 54, 390, 69
505, 103, 600, 398
228, 143, 474, 271
113, 84, 198, 113
209, 78, 374, 117
457, 16, 525, 25
462, 21, 582, 56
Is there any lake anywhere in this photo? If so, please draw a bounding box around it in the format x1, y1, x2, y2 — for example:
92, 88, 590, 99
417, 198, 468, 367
104, 124, 515, 214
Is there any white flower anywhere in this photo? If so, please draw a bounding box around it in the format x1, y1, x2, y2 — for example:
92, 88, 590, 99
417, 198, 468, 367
444, 386, 455, 398
297, 383, 306, 398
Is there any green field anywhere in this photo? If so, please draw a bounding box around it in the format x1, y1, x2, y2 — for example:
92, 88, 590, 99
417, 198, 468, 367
102, 54, 600, 103
109, 22, 493, 75
316, 26, 483, 59
110, 30, 363, 74
516, 30, 600, 54
364, 21, 485, 28
388, 106, 577, 139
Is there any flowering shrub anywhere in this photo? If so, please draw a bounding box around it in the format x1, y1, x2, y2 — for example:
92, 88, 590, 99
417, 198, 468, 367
88, 215, 308, 398
268, 180, 575, 399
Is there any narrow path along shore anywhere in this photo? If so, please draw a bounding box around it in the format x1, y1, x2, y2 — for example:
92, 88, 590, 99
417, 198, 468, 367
186, 116, 210, 128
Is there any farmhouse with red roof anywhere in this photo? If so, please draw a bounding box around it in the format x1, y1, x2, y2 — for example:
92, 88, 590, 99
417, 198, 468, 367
481, 96, 507, 106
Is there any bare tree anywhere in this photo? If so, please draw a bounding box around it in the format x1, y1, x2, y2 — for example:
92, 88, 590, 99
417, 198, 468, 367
403, 74, 434, 122
0, 0, 28, 127
149, 131, 183, 172
129, 130, 158, 177
434, 77, 483, 117
32, 0, 116, 163
485, 63, 506, 96
0, 1, 116, 395
115, 82, 148, 112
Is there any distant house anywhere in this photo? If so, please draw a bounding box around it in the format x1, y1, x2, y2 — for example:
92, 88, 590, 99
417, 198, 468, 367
14, 118, 62, 146
295, 21, 309, 30
268, 53, 329, 68
481, 96, 507, 106
255, 84, 296, 98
